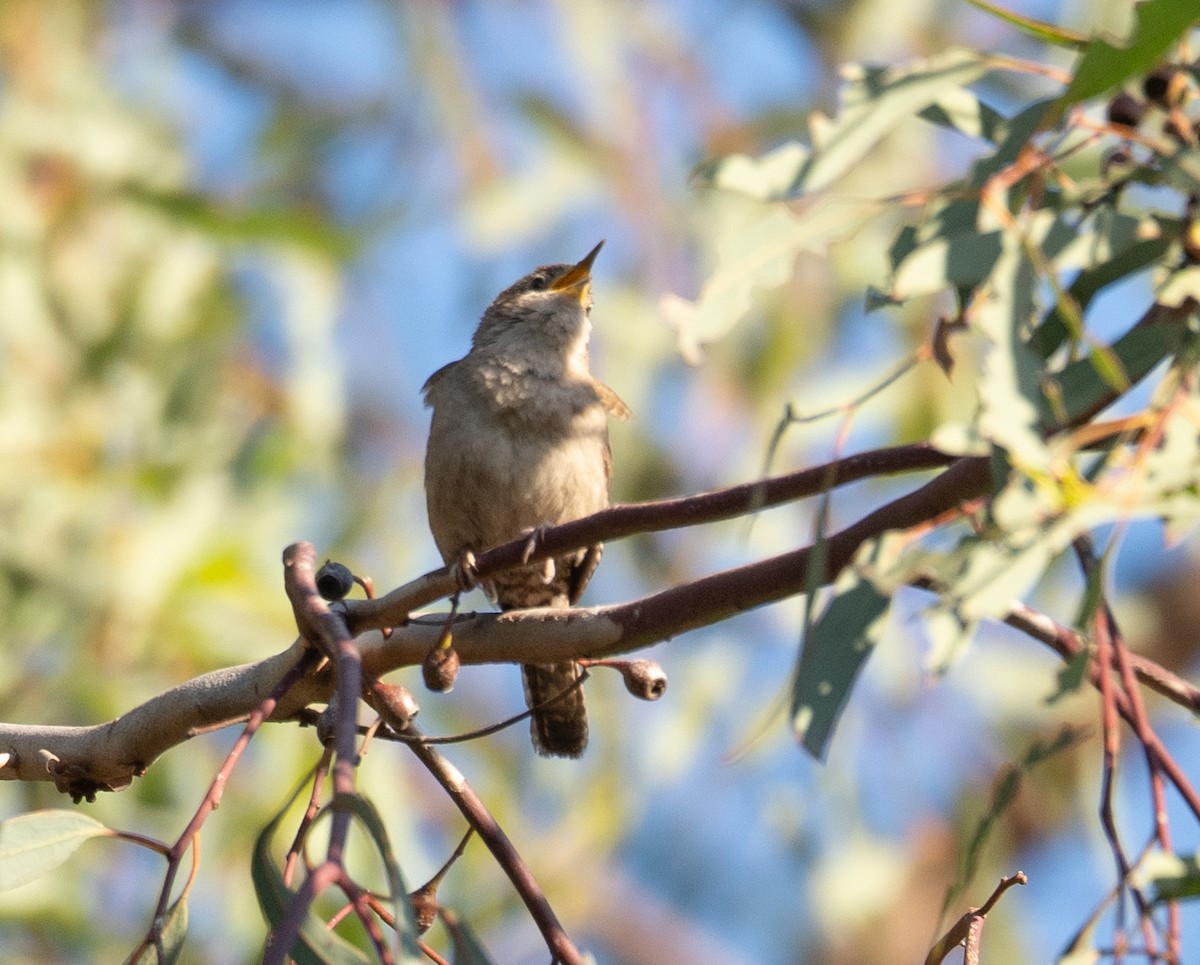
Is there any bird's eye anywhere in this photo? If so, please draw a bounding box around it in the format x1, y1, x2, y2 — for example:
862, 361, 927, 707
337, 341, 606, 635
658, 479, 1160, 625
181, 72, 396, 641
528, 274, 548, 291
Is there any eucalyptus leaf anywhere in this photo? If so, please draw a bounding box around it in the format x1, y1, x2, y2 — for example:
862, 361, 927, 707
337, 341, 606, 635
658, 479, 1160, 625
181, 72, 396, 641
967, 0, 1089, 49
1049, 0, 1199, 126
442, 908, 500, 965
791, 572, 892, 759
333, 794, 423, 965
662, 199, 879, 361
0, 810, 111, 892
697, 48, 999, 200
252, 793, 371, 965
127, 896, 188, 965
1135, 850, 1200, 903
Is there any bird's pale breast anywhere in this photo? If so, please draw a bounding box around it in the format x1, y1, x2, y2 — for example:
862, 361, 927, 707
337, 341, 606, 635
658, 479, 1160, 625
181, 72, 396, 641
424, 364, 610, 564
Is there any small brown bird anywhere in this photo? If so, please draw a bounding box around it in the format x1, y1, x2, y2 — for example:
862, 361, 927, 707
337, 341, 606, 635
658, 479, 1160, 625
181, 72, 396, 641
422, 242, 630, 758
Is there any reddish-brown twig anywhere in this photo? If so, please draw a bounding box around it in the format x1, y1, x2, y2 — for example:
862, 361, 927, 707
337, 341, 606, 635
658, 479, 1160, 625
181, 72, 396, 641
925, 871, 1027, 965
128, 644, 320, 962
267, 543, 390, 965
365, 676, 584, 965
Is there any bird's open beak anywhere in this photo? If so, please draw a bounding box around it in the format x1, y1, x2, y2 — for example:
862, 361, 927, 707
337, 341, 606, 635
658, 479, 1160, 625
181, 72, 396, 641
548, 241, 604, 301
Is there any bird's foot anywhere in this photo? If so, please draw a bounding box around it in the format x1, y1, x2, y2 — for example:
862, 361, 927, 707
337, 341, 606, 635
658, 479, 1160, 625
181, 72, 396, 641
519, 526, 557, 584
450, 549, 479, 594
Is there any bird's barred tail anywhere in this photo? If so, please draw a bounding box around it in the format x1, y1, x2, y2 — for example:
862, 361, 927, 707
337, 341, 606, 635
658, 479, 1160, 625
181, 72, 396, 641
522, 661, 588, 758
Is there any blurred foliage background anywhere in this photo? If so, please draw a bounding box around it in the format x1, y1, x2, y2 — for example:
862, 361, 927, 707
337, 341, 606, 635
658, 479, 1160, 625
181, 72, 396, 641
0, 1, 1197, 963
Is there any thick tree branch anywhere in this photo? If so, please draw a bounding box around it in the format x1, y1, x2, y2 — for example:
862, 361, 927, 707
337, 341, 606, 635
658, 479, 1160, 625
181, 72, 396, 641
345, 442, 958, 633
0, 289, 1189, 793
0, 454, 989, 789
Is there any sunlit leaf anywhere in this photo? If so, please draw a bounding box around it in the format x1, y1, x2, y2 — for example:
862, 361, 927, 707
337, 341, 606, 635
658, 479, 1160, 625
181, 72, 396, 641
661, 199, 880, 362
1156, 265, 1200, 308
923, 606, 979, 674
1048, 0, 1198, 126
697, 48, 997, 199
890, 229, 1003, 301
974, 237, 1050, 471
697, 142, 811, 202
918, 87, 1008, 142
0, 810, 111, 892
1135, 849, 1200, 903
791, 572, 892, 759
967, 0, 1089, 49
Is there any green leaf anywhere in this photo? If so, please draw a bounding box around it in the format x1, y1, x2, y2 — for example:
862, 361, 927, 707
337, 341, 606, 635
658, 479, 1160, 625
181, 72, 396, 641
1032, 230, 1173, 358
923, 606, 979, 675
967, 0, 1089, 49
252, 792, 372, 965
661, 199, 880, 362
890, 228, 1003, 301
332, 794, 423, 965
442, 908, 499, 965
791, 573, 892, 759
697, 48, 998, 200
126, 896, 189, 965
696, 141, 811, 202
1157, 265, 1200, 308
1044, 318, 1186, 430
967, 99, 1053, 186
974, 236, 1049, 471
1046, 647, 1091, 705
941, 727, 1086, 923
802, 49, 996, 194
1048, 0, 1199, 127
0, 810, 111, 892
1135, 849, 1200, 902
918, 88, 1008, 143
121, 185, 358, 260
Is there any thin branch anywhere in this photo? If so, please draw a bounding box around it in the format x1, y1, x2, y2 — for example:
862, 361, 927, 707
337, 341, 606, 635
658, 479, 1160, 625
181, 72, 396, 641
0, 452, 987, 790
1000, 603, 1200, 823
365, 678, 584, 965
345, 442, 960, 632
127, 646, 320, 962
0, 292, 1190, 792
271, 543, 380, 963
925, 871, 1027, 965
1001, 602, 1200, 712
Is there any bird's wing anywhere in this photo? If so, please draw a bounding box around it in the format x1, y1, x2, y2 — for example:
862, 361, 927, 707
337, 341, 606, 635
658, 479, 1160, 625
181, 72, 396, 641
421, 359, 460, 407
596, 381, 632, 421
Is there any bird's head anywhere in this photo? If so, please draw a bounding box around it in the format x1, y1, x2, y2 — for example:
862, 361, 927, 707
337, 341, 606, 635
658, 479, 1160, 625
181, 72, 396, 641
472, 241, 604, 366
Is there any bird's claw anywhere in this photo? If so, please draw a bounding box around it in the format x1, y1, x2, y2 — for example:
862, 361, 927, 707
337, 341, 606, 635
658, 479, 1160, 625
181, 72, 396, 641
451, 550, 479, 593
520, 525, 549, 564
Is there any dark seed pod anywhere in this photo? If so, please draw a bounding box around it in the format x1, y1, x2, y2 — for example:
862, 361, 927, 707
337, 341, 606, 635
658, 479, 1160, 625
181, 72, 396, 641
316, 560, 355, 601
423, 646, 460, 693
1106, 91, 1146, 128
1143, 65, 1182, 108
622, 660, 668, 701
316, 700, 337, 746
